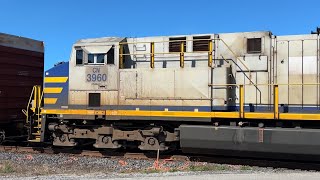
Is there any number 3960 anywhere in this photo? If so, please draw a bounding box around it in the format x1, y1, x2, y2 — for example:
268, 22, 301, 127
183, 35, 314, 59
87, 74, 107, 82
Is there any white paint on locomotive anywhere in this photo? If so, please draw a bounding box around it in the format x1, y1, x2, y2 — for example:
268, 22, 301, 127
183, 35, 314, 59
55, 31, 320, 112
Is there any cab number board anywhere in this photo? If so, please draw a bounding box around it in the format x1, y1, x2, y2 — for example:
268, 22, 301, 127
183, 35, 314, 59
86, 68, 107, 82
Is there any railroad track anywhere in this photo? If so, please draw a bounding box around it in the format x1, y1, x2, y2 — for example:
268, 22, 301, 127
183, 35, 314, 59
0, 145, 320, 171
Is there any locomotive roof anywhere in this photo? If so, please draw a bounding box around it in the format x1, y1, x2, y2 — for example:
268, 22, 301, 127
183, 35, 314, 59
76, 37, 125, 44
74, 31, 271, 45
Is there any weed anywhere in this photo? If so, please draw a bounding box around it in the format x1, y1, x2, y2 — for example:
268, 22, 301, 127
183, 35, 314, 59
0, 162, 15, 173
143, 168, 161, 174
168, 168, 179, 172
240, 165, 253, 171
188, 164, 231, 172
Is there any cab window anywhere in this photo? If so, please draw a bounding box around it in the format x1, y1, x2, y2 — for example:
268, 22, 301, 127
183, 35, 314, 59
107, 47, 114, 64
87, 54, 105, 64
97, 54, 105, 63
88, 54, 94, 64
76, 50, 83, 65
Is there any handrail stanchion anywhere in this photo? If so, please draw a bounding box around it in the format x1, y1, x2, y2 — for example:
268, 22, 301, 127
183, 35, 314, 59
37, 85, 42, 128
274, 84, 279, 119
25, 86, 35, 124
208, 40, 213, 67
239, 85, 244, 118
180, 41, 184, 68
150, 42, 155, 68
119, 44, 124, 69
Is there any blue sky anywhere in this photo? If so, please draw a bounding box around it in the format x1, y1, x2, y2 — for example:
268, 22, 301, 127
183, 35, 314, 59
1, 0, 319, 70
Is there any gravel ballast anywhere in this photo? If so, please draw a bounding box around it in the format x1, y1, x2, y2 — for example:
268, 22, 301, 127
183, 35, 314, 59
0, 151, 314, 179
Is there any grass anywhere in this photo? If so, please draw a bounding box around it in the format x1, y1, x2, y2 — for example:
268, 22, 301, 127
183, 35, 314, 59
168, 168, 180, 173
188, 164, 232, 172
142, 169, 162, 174
122, 163, 253, 174
0, 162, 15, 174
240, 165, 253, 171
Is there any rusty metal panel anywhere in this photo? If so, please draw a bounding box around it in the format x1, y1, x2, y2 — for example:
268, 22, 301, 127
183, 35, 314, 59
0, 33, 44, 124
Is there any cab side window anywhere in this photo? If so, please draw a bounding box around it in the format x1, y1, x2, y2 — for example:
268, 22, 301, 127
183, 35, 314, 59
87, 54, 105, 64
88, 54, 94, 64
97, 54, 105, 63
76, 50, 83, 65
107, 47, 114, 64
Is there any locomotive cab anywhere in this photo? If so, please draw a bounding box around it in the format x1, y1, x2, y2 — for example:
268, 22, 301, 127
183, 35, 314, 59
68, 38, 123, 113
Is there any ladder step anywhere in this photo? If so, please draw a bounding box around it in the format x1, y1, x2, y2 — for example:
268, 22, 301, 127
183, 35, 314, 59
28, 137, 40, 142
32, 132, 40, 136
28, 139, 40, 142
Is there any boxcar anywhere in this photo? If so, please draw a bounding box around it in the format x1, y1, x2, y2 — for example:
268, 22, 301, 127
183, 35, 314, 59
0, 33, 44, 140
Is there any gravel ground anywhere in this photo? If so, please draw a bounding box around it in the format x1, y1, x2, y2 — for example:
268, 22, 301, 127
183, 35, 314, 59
0, 151, 316, 179
3, 171, 320, 180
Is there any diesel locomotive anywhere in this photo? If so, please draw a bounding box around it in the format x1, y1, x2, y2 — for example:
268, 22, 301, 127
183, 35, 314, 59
25, 29, 320, 157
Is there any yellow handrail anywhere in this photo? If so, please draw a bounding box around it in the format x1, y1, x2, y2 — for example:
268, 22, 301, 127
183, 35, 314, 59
24, 86, 36, 124
119, 38, 219, 45
23, 85, 43, 127
239, 85, 244, 118
37, 89, 43, 129
236, 84, 279, 119
150, 42, 155, 68
274, 85, 279, 119
118, 38, 251, 71
180, 41, 184, 68
119, 44, 124, 69
208, 41, 213, 67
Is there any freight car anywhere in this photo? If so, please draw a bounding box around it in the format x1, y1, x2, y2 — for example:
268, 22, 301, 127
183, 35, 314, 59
25, 28, 320, 158
0, 33, 44, 142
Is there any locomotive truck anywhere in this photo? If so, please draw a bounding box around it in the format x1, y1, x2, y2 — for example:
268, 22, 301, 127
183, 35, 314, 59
24, 28, 320, 158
